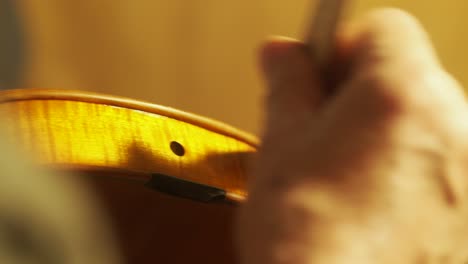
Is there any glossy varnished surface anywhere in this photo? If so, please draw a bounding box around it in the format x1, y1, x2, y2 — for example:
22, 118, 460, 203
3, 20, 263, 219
0, 88, 258, 263
0, 89, 257, 201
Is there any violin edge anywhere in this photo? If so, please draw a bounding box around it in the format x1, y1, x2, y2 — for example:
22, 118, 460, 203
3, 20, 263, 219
0, 88, 259, 148
49, 164, 247, 203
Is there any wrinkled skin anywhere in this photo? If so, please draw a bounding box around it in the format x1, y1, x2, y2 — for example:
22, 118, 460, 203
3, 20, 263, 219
237, 8, 468, 264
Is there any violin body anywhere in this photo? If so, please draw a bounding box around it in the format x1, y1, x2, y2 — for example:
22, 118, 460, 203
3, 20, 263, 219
0, 88, 257, 263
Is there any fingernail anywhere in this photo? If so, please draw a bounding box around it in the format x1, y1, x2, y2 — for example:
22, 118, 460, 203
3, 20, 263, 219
259, 37, 300, 83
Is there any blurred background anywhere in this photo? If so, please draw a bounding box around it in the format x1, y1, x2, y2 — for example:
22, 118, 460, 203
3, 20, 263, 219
1, 0, 468, 134
0, 1, 467, 263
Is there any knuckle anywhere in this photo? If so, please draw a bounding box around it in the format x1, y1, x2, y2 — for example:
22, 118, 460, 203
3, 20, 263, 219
364, 8, 423, 35
360, 67, 443, 118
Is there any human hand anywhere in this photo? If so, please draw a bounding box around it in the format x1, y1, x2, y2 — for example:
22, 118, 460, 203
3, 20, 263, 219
237, 8, 468, 264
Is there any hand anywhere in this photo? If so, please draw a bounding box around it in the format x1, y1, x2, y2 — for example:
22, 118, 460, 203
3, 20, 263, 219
237, 8, 468, 264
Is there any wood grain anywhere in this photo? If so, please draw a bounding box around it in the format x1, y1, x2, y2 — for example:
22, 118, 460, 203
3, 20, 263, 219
0, 88, 258, 202
0, 88, 259, 263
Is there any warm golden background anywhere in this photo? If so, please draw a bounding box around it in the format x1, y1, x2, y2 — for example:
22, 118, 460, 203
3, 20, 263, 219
14, 0, 468, 134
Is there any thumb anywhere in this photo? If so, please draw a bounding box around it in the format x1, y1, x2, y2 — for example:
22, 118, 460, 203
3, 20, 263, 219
259, 37, 322, 136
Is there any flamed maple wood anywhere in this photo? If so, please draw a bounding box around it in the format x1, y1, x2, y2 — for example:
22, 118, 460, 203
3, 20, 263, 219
0, 88, 258, 202
0, 88, 258, 263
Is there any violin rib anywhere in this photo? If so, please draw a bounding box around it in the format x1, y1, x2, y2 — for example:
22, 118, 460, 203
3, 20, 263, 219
0, 88, 257, 202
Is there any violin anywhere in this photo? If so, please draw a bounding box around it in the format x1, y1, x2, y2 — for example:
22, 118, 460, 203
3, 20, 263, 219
0, 1, 346, 263
0, 88, 256, 263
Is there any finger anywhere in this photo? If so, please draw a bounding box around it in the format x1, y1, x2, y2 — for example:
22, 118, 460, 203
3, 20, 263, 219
346, 8, 468, 115
326, 8, 452, 128
313, 9, 447, 163
350, 8, 441, 73
259, 36, 321, 134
